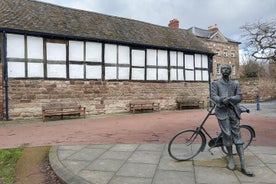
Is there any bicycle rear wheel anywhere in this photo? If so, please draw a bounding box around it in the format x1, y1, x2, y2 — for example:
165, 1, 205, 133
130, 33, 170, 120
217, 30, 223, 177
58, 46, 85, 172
168, 129, 206, 161
221, 125, 254, 154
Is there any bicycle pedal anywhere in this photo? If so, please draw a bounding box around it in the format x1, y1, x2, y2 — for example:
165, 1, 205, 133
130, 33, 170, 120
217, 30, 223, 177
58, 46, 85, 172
208, 148, 214, 155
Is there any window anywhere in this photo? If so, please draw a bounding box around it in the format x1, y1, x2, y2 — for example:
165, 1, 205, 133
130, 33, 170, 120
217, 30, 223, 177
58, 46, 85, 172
46, 41, 67, 78
170, 51, 184, 81
86, 42, 102, 79
215, 49, 220, 56
216, 63, 221, 74
105, 44, 130, 80
223, 50, 228, 57
194, 54, 209, 81
6, 33, 210, 82
185, 54, 194, 81
230, 51, 235, 57
131, 49, 145, 80
232, 65, 236, 75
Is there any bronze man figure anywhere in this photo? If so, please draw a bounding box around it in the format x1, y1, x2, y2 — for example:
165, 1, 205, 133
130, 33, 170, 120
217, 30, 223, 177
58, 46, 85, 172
211, 64, 254, 176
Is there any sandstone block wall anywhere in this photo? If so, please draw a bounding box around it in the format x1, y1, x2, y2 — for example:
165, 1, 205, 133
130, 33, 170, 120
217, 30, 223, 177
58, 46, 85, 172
7, 80, 210, 119
240, 77, 276, 102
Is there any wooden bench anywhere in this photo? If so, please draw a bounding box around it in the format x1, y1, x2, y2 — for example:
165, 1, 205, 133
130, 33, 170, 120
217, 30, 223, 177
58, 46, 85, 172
129, 100, 160, 113
42, 103, 86, 122
176, 97, 203, 110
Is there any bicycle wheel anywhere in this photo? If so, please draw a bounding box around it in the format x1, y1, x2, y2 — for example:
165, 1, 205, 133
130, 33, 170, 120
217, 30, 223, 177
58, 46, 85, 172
221, 125, 254, 154
168, 129, 206, 161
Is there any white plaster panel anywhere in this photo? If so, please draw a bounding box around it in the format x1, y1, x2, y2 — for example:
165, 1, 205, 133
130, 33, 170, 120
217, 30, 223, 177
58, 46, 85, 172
170, 68, 177, 81
147, 68, 157, 80
203, 70, 209, 81
202, 55, 208, 68
69, 41, 84, 61
132, 68, 144, 80
118, 46, 130, 64
132, 50, 145, 67
105, 66, 117, 79
195, 70, 202, 81
195, 54, 202, 68
69, 64, 84, 79
170, 51, 177, 66
27, 36, 43, 59
47, 64, 66, 78
28, 63, 44, 78
7, 34, 24, 58
47, 43, 66, 61
178, 52, 184, 67
158, 50, 168, 66
86, 42, 102, 62
178, 69, 184, 80
185, 70, 194, 81
8, 62, 25, 78
147, 49, 157, 66
185, 55, 194, 69
118, 67, 130, 80
158, 68, 168, 80
105, 44, 117, 64
86, 65, 102, 79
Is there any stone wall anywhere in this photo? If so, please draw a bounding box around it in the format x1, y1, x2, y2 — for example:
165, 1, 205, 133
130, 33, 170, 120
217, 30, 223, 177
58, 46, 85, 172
7, 80, 210, 119
240, 77, 276, 102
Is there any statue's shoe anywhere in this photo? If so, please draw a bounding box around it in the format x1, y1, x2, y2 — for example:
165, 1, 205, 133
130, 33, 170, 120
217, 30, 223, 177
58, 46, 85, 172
241, 168, 254, 177
227, 159, 235, 170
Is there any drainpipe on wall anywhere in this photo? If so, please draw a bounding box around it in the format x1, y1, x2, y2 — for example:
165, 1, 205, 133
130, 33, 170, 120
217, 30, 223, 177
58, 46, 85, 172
3, 31, 9, 120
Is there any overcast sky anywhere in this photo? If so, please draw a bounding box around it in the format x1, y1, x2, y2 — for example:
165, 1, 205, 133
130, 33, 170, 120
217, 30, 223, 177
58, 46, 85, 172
37, 0, 275, 51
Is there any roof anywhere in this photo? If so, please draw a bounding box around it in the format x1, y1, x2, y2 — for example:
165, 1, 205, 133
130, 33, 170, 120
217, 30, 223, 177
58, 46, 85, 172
0, 0, 213, 54
188, 27, 240, 44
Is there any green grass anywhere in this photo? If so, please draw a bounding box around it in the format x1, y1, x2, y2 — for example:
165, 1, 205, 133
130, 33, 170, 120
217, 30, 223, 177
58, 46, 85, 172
0, 148, 23, 184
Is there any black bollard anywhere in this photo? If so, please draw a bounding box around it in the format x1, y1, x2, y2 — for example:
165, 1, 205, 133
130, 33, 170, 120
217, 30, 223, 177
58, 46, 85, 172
256, 95, 260, 111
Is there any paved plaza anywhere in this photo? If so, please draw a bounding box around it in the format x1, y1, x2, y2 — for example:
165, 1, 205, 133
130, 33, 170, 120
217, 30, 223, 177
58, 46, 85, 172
50, 143, 276, 184
49, 100, 276, 184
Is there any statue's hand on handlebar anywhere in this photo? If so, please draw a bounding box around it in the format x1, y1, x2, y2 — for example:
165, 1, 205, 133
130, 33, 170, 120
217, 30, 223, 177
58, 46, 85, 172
222, 97, 230, 105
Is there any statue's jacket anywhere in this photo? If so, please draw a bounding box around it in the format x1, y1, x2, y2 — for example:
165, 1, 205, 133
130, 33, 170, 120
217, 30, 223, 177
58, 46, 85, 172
211, 78, 242, 120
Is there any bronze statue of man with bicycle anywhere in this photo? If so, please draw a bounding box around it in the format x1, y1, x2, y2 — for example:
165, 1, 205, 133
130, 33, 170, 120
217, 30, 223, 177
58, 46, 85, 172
211, 64, 254, 176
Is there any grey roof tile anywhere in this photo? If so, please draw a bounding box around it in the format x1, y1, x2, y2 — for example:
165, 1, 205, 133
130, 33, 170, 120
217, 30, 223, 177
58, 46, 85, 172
0, 0, 213, 54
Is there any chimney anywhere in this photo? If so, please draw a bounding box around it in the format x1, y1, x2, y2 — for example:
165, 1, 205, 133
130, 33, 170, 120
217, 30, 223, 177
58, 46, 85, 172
208, 24, 219, 32
168, 19, 179, 28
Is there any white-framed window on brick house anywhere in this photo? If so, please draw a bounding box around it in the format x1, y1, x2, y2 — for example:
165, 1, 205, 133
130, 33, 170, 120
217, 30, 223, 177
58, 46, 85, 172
184, 54, 194, 81
170, 51, 184, 81
195, 54, 209, 81
223, 50, 228, 57
104, 44, 130, 80
215, 49, 220, 56
230, 51, 235, 57
216, 63, 221, 74
232, 65, 236, 75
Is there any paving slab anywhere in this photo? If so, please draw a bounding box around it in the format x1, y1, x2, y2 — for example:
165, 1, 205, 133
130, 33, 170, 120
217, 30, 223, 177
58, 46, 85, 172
50, 144, 276, 184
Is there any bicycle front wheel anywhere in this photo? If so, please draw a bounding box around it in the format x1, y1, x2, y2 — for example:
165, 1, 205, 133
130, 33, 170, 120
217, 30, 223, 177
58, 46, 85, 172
168, 129, 206, 161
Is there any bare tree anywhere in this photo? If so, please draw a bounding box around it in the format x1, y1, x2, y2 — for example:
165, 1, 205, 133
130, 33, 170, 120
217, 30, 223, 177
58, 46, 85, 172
241, 19, 276, 63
